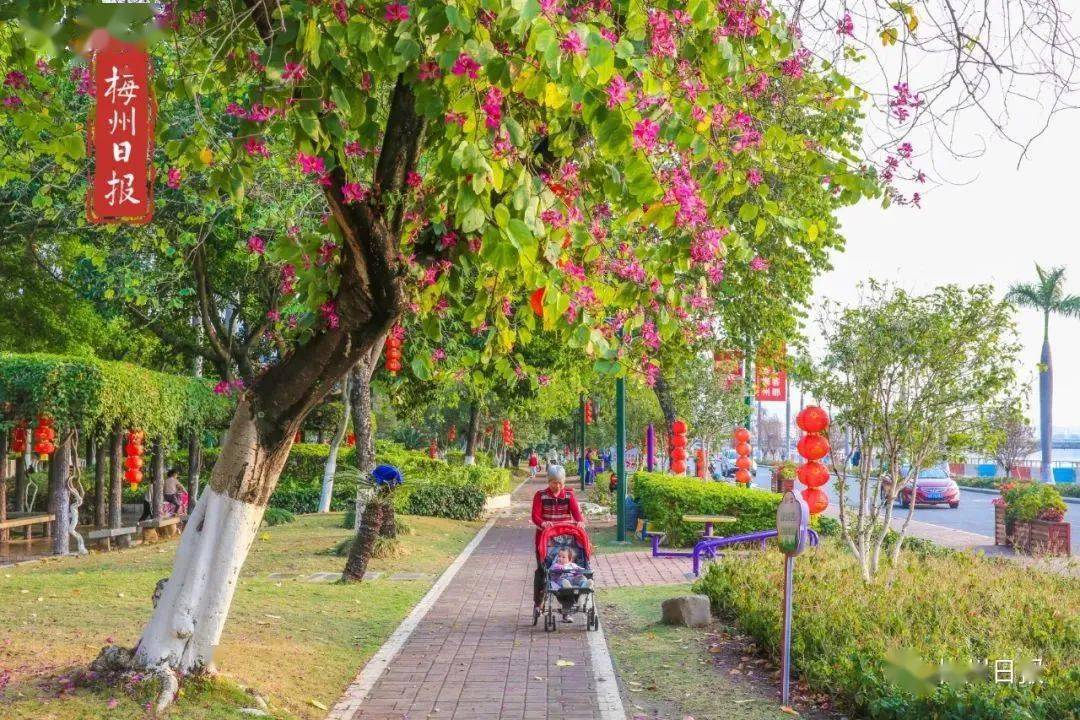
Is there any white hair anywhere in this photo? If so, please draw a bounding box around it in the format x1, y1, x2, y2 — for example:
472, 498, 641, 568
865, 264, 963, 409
547, 464, 567, 482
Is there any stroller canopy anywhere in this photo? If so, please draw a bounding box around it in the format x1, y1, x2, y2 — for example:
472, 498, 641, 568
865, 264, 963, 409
537, 523, 593, 563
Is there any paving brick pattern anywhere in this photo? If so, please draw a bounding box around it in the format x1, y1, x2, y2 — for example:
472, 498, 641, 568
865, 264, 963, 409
343, 477, 608, 720
591, 551, 692, 587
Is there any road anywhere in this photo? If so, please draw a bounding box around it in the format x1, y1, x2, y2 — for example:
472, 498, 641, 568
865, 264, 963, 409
753, 468, 1080, 556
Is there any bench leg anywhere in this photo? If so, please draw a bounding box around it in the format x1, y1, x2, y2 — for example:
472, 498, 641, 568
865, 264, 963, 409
651, 535, 661, 557
45, 522, 52, 538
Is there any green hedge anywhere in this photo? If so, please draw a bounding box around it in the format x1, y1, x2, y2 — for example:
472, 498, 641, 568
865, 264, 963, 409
0, 352, 232, 436
201, 441, 512, 518
632, 471, 781, 546
694, 541, 1080, 720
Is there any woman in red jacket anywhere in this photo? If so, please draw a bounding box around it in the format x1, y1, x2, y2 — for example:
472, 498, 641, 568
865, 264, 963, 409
531, 465, 584, 610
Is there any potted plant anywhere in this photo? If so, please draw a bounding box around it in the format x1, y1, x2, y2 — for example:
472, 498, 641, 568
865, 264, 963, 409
773, 460, 798, 493
995, 481, 1070, 556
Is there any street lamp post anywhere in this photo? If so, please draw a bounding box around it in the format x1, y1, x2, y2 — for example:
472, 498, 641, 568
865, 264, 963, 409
578, 394, 586, 490
615, 377, 627, 542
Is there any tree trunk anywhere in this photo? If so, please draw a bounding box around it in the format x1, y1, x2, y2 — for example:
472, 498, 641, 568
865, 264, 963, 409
151, 437, 165, 518
109, 426, 123, 529
50, 434, 72, 556
94, 438, 107, 528
14, 453, 27, 513
133, 399, 294, 673
653, 373, 678, 429
1039, 336, 1053, 484
320, 373, 352, 512
0, 432, 8, 543
464, 402, 480, 466
349, 357, 379, 530
342, 494, 386, 582
186, 431, 202, 512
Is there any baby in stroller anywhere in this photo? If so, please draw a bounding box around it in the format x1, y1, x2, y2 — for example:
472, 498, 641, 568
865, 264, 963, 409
533, 524, 599, 632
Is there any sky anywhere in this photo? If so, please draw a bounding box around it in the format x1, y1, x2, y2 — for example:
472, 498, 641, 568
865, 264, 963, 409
808, 116, 1080, 432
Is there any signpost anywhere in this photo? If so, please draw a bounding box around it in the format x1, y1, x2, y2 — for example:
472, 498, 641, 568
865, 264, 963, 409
776, 491, 810, 706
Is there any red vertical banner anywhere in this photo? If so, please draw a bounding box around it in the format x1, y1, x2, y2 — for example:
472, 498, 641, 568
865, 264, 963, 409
88, 34, 155, 224
713, 349, 744, 389
754, 365, 787, 401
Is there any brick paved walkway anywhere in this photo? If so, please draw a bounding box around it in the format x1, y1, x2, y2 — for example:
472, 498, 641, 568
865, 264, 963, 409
336, 476, 622, 720
591, 551, 692, 587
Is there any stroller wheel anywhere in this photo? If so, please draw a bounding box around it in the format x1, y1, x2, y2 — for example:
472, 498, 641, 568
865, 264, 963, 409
545, 611, 557, 632
587, 607, 599, 631
532, 606, 540, 626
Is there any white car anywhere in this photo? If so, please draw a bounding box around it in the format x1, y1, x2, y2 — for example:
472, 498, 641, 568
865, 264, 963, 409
716, 448, 757, 478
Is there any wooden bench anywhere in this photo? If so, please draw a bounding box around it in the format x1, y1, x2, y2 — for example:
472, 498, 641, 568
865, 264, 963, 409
139, 516, 181, 543
0, 513, 55, 540
86, 526, 138, 551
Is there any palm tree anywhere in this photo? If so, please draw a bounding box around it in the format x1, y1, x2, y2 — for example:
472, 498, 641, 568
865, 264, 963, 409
1005, 265, 1080, 483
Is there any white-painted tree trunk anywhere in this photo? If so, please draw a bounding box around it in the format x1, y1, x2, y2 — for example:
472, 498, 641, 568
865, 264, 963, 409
133, 488, 264, 672
319, 375, 351, 513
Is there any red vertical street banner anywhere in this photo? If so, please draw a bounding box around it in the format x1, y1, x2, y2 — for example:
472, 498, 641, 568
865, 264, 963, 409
88, 34, 155, 224
714, 349, 744, 389
755, 364, 787, 401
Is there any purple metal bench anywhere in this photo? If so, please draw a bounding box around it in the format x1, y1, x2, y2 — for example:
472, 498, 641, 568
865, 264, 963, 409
690, 528, 820, 576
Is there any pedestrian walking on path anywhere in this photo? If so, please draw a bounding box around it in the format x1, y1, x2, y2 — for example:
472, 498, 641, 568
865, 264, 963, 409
530, 465, 585, 611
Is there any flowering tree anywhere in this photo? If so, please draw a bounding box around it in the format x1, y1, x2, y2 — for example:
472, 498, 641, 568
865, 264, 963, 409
2, 0, 878, 693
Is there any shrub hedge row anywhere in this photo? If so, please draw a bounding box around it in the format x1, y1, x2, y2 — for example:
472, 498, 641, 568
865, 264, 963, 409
203, 440, 511, 520
694, 541, 1080, 720
631, 471, 782, 546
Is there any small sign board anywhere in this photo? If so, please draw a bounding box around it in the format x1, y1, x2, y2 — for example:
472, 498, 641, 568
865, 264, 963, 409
776, 491, 809, 556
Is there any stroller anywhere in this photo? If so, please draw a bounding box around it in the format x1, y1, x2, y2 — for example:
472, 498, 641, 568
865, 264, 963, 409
532, 523, 599, 632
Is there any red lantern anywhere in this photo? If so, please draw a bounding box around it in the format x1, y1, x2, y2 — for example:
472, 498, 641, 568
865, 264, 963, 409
385, 327, 404, 374
796, 406, 829, 434
669, 418, 688, 475
796, 433, 830, 461
448, 426, 457, 442
32, 416, 56, 461
797, 460, 830, 488
734, 469, 752, 484
429, 440, 437, 458
584, 401, 593, 425
10, 423, 27, 455
735, 442, 751, 457
124, 429, 145, 489
346, 432, 356, 447
696, 448, 706, 478
733, 427, 751, 444
802, 487, 829, 515
530, 287, 545, 317
735, 456, 752, 471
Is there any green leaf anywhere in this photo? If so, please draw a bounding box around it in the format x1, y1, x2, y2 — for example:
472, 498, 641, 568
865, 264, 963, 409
738, 203, 760, 222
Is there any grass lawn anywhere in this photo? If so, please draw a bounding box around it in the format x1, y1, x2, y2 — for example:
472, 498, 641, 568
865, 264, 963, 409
598, 584, 837, 720
0, 512, 482, 719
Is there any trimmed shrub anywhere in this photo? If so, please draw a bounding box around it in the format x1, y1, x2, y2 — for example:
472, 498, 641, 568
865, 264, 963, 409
262, 507, 295, 526
694, 541, 1080, 720
632, 471, 781, 546
399, 482, 486, 521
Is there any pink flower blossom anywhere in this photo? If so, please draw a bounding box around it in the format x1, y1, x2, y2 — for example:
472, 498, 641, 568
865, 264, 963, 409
606, 76, 630, 108
320, 300, 340, 329
166, 167, 181, 189
444, 111, 467, 126
707, 261, 725, 284
4, 71, 29, 90
317, 241, 338, 266
647, 10, 678, 58
641, 357, 660, 387
280, 264, 297, 294
282, 62, 307, 81
837, 12, 854, 36
296, 152, 325, 175
538, 374, 551, 386
344, 141, 367, 157
451, 53, 481, 79
560, 31, 585, 56
690, 227, 727, 263
267, 309, 281, 321
539, 0, 561, 16
245, 136, 270, 158
641, 321, 660, 351
418, 61, 441, 81
746, 168, 763, 187
663, 167, 707, 227
342, 182, 370, 203
2, 95, 21, 108
433, 348, 446, 361
541, 209, 566, 228
70, 66, 93, 95
247, 235, 266, 254
406, 171, 422, 188
440, 231, 459, 249
600, 27, 619, 43
482, 87, 503, 130
334, 1, 350, 23
897, 142, 914, 159
632, 119, 660, 152
385, 3, 409, 22
750, 255, 769, 272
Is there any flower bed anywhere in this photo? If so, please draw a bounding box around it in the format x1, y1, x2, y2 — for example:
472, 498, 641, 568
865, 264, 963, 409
694, 541, 1080, 720
992, 481, 1070, 556
631, 471, 781, 546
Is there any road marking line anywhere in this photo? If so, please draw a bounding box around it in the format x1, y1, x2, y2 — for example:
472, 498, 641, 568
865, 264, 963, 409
325, 518, 496, 720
